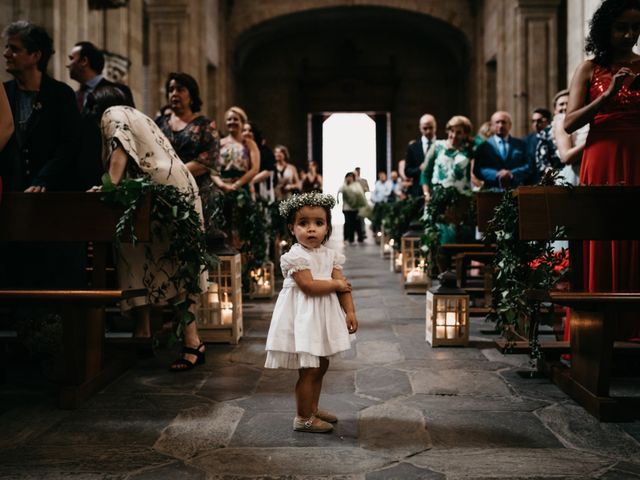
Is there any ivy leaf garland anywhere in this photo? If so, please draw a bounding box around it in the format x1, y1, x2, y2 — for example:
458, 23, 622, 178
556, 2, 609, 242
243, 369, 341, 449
421, 186, 475, 276
381, 196, 423, 250
484, 175, 569, 360
101, 174, 217, 345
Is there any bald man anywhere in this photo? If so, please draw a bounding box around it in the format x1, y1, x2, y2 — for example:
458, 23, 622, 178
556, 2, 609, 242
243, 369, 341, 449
472, 111, 532, 189
404, 113, 437, 197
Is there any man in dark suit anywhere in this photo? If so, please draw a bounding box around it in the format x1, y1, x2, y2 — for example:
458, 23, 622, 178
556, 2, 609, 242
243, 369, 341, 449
66, 41, 134, 188
404, 113, 437, 197
523, 107, 553, 181
67, 41, 134, 110
473, 111, 532, 189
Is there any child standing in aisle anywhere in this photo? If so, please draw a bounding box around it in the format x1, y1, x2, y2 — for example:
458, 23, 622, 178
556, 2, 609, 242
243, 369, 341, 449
265, 192, 358, 433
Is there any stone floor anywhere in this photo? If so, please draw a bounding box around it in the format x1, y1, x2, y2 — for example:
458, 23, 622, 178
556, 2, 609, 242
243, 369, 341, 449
1, 234, 640, 479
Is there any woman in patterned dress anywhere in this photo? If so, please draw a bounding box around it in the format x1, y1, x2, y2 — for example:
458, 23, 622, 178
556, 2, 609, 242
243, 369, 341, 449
211, 106, 259, 193
420, 115, 473, 202
155, 72, 219, 225
91, 86, 208, 370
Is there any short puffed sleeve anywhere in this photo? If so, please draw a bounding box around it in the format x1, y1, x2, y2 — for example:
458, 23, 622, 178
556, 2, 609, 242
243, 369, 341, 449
280, 245, 311, 277
332, 250, 345, 270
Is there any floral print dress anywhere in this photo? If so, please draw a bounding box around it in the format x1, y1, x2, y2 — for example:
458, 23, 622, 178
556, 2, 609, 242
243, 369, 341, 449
420, 140, 472, 193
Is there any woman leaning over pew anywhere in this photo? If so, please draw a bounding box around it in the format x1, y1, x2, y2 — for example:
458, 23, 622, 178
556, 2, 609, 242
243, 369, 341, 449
564, 0, 640, 339
88, 85, 208, 371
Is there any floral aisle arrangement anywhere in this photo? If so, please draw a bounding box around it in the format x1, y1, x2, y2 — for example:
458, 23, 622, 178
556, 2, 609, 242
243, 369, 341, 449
381, 196, 423, 251
421, 186, 475, 276
209, 189, 270, 289
484, 183, 569, 359
101, 175, 216, 344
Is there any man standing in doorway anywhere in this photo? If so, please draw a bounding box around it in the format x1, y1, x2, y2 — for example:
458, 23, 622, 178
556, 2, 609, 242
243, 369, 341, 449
405, 113, 437, 197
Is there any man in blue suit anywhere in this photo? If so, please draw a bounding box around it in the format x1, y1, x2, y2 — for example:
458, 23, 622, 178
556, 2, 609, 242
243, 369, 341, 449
473, 111, 532, 189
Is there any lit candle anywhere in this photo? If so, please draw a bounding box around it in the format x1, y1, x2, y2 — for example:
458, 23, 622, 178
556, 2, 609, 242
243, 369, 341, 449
221, 291, 233, 325
445, 312, 457, 338
221, 307, 233, 325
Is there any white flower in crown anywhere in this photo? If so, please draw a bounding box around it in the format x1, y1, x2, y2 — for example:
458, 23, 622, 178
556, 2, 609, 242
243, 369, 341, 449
278, 192, 336, 219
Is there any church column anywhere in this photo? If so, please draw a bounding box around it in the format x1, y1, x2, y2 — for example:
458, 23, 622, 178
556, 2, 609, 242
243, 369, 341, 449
511, 0, 562, 136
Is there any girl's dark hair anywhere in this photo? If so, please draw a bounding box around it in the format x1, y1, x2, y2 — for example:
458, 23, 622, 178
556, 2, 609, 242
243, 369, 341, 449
586, 0, 640, 65
165, 72, 202, 112
87, 85, 133, 120
286, 205, 333, 245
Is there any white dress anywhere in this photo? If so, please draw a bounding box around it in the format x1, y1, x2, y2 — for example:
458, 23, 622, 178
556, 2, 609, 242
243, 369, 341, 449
264, 243, 354, 369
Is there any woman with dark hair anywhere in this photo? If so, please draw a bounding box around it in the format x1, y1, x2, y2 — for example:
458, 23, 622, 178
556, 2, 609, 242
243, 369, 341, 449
91, 85, 207, 371
244, 121, 276, 201
155, 72, 219, 212
564, 0, 640, 338
273, 144, 301, 200
301, 160, 323, 193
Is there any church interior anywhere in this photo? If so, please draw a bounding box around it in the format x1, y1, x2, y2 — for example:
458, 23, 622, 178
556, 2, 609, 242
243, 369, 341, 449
1, 0, 640, 478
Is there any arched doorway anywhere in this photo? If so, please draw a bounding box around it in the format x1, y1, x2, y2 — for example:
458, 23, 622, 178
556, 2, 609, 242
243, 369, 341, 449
232, 6, 472, 173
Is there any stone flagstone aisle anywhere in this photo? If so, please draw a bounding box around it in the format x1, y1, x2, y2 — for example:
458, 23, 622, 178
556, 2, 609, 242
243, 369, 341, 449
1, 234, 640, 479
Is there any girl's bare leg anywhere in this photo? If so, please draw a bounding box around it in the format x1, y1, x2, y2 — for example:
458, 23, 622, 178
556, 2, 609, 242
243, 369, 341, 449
296, 366, 324, 418
311, 357, 329, 414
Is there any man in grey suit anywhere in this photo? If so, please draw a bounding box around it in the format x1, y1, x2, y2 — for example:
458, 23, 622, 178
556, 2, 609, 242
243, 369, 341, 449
473, 111, 532, 189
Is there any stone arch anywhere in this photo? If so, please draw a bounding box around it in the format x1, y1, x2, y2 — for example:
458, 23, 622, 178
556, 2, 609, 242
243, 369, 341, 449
227, 4, 476, 170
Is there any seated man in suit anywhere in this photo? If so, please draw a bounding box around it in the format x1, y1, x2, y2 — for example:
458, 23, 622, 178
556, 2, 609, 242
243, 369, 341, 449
473, 111, 532, 189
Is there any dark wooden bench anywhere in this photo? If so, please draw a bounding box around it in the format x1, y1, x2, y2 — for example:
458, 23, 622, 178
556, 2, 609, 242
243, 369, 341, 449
515, 186, 640, 421
0, 192, 151, 408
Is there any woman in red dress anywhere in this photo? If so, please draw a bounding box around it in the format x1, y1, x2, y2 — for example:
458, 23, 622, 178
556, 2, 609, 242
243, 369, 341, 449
565, 0, 640, 339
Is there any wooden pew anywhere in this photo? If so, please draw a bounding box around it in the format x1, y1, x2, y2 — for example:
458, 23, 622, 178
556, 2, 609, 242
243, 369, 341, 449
516, 186, 640, 421
0, 192, 151, 408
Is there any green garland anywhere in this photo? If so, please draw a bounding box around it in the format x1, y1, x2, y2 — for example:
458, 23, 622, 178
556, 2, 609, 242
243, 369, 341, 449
101, 175, 217, 344
381, 197, 423, 250
208, 189, 270, 287
484, 174, 569, 359
421, 187, 475, 276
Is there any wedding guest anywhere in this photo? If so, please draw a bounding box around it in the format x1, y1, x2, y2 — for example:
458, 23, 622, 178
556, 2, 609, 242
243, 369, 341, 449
564, 0, 640, 338
273, 144, 301, 200
89, 85, 207, 370
301, 160, 323, 193
245, 121, 276, 201
552, 89, 588, 185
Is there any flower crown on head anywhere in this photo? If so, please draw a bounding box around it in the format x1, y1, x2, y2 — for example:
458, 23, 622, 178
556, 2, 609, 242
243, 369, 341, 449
279, 192, 336, 220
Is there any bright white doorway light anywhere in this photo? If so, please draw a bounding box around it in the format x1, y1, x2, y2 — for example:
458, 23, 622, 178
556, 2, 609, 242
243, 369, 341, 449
322, 113, 376, 224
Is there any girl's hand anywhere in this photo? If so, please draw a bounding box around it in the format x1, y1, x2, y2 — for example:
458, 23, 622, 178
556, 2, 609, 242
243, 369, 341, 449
606, 67, 636, 98
334, 279, 352, 293
346, 312, 358, 333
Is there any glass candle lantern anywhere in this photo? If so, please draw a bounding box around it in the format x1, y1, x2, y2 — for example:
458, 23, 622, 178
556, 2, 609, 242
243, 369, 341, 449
426, 271, 470, 347
391, 250, 403, 273
198, 237, 243, 344
401, 227, 430, 293
249, 261, 275, 299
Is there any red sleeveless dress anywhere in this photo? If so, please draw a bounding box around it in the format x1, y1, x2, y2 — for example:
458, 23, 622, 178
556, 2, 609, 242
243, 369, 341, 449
579, 61, 640, 339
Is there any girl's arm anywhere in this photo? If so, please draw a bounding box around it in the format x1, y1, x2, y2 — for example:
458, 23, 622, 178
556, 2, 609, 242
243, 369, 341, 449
332, 268, 358, 333
291, 269, 351, 297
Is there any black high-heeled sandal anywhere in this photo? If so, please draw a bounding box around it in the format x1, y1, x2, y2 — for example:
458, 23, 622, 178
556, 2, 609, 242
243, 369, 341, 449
169, 343, 205, 372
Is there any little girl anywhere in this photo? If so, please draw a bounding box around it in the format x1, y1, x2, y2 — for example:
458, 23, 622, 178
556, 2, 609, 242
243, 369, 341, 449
265, 192, 358, 433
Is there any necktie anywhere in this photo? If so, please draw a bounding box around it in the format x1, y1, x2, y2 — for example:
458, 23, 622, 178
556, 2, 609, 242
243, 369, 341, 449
498, 138, 507, 159
424, 139, 431, 156
76, 84, 88, 111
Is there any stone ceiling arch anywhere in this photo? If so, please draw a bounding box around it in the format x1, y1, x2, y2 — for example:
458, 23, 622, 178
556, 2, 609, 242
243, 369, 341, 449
227, 0, 476, 50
